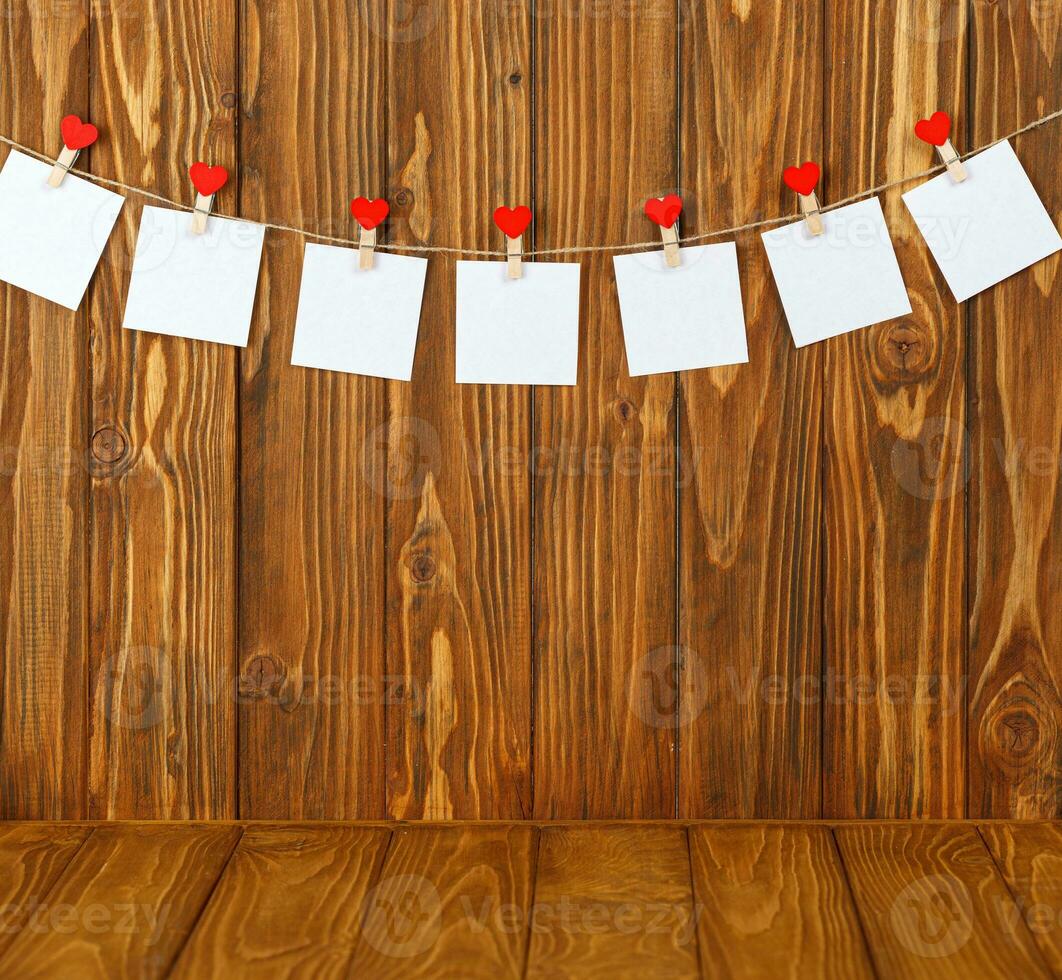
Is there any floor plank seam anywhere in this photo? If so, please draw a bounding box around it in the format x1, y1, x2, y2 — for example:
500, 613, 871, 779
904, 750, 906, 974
521, 825, 544, 980
828, 827, 882, 980
346, 825, 397, 974
160, 825, 246, 978
0, 826, 96, 966
974, 823, 1059, 979
683, 826, 705, 980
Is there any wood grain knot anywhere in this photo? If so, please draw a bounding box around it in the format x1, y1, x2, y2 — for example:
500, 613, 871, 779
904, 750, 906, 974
876, 322, 933, 377
614, 398, 637, 422
410, 552, 436, 583
221, 92, 237, 108
393, 188, 413, 207
994, 709, 1042, 760
509, 72, 522, 85
91, 426, 127, 464
239, 655, 284, 699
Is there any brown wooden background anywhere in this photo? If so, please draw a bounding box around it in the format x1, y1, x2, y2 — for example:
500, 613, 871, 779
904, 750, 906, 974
0, 0, 1058, 822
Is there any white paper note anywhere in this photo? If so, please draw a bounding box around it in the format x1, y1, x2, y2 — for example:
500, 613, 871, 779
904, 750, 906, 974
455, 260, 580, 385
0, 149, 124, 310
761, 197, 911, 347
613, 243, 748, 375
902, 139, 1062, 302
291, 244, 428, 381
122, 205, 265, 347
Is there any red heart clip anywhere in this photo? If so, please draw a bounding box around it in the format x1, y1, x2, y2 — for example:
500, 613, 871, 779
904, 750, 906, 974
914, 111, 952, 148
493, 205, 532, 239
189, 162, 229, 197
60, 114, 98, 151
644, 194, 683, 229
351, 197, 390, 231
783, 162, 821, 196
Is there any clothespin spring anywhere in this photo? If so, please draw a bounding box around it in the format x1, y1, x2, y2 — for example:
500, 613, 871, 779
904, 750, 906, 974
191, 193, 214, 235
936, 139, 967, 183
507, 235, 522, 279
660, 223, 681, 268
799, 192, 825, 236
48, 146, 79, 188
359, 226, 376, 270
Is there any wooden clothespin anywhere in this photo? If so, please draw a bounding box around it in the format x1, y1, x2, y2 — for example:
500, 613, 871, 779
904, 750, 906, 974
493, 205, 533, 279
643, 194, 683, 267
915, 111, 967, 183
783, 162, 824, 236
189, 162, 229, 234
351, 197, 390, 269
48, 115, 98, 187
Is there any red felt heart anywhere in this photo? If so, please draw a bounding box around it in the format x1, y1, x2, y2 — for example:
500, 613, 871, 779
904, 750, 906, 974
189, 162, 229, 196
915, 111, 952, 147
351, 197, 390, 230
644, 194, 683, 229
60, 114, 98, 151
783, 161, 821, 196
493, 205, 532, 239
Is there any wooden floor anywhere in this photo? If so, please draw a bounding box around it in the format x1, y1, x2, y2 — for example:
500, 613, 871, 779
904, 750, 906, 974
0, 822, 1059, 978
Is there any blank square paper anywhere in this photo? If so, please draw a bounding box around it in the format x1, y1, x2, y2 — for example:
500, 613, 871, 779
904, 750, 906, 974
291, 244, 427, 381
0, 149, 123, 310
613, 243, 748, 375
456, 260, 580, 385
761, 197, 912, 347
902, 139, 1062, 302
122, 205, 265, 346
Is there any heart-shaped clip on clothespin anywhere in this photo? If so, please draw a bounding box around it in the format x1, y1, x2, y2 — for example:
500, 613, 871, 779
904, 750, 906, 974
783, 162, 824, 236
351, 197, 389, 270
915, 111, 967, 183
493, 205, 532, 279
189, 163, 229, 233
49, 115, 98, 187
644, 195, 683, 267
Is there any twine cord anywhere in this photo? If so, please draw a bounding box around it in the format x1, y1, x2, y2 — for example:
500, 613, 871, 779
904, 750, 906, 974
3, 105, 1061, 258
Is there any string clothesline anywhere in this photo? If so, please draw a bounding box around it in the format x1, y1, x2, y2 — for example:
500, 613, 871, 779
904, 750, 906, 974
3, 105, 1062, 258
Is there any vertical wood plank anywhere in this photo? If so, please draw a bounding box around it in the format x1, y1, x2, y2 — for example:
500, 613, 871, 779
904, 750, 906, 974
836, 823, 1052, 978
823, 0, 968, 818
384, 0, 532, 819
238, 0, 387, 818
172, 825, 390, 978
0, 0, 88, 819
689, 825, 873, 978
980, 822, 1062, 974
87, 0, 238, 818
0, 824, 91, 956
968, 0, 1062, 818
532, 0, 677, 819
0, 824, 241, 980
678, 0, 823, 818
352, 825, 537, 977
526, 826, 699, 977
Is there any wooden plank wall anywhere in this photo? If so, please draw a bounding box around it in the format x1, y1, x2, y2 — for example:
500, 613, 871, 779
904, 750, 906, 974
822, 0, 967, 818
0, 0, 1059, 821
0, 2, 89, 818
238, 0, 387, 819
88, 0, 238, 820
